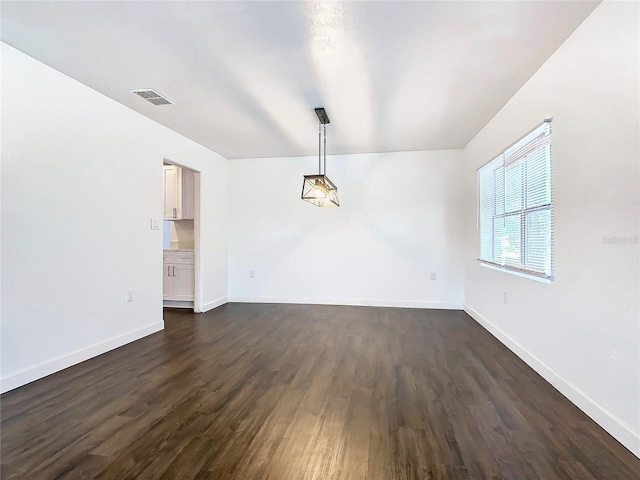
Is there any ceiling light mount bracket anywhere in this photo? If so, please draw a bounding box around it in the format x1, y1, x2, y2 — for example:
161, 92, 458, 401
315, 107, 330, 125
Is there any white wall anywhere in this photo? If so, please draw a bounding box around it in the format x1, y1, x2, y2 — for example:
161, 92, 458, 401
228, 150, 464, 308
0, 43, 228, 393
462, 1, 639, 455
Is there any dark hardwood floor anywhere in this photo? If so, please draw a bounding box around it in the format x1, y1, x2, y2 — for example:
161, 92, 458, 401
1, 304, 638, 479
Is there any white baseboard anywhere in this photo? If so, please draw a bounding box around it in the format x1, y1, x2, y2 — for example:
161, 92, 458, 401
0, 322, 164, 394
201, 296, 228, 313
463, 304, 640, 458
163, 300, 194, 309
229, 295, 462, 310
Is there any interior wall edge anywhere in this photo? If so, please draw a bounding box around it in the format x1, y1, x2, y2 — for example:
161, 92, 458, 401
0, 321, 164, 395
463, 303, 640, 458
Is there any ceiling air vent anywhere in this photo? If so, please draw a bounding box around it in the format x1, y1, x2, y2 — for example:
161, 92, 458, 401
130, 89, 173, 105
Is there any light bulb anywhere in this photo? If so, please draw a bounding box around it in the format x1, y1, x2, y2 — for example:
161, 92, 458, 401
313, 180, 328, 198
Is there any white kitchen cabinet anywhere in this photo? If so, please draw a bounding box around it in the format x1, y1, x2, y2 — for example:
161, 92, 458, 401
163, 165, 194, 220
163, 263, 195, 301
170, 264, 195, 300
163, 250, 194, 302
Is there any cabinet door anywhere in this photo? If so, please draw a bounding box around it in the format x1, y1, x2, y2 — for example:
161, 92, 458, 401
163, 165, 183, 220
172, 264, 195, 301
163, 264, 173, 299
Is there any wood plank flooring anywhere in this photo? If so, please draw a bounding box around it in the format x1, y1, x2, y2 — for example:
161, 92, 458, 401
1, 304, 638, 479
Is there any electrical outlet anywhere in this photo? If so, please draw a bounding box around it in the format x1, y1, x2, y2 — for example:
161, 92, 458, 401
503, 291, 508, 304
249, 270, 255, 279
126, 290, 134, 303
430, 272, 437, 281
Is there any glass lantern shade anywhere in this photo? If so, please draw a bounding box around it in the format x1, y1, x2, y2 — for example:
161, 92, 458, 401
301, 174, 339, 208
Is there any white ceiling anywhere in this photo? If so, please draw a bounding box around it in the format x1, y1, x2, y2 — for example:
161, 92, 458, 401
1, 1, 599, 159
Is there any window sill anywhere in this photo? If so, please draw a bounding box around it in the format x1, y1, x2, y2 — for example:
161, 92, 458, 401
480, 262, 552, 284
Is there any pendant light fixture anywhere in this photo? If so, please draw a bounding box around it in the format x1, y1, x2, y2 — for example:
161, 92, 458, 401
301, 107, 339, 208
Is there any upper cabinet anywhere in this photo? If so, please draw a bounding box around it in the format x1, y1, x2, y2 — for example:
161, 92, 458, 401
163, 165, 194, 220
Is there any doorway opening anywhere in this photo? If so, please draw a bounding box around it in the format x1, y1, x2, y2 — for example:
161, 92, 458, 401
162, 160, 201, 312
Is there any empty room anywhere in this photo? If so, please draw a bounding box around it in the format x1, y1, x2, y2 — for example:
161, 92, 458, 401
1, 1, 638, 479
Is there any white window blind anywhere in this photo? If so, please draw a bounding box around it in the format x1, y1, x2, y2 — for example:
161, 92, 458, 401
477, 120, 553, 279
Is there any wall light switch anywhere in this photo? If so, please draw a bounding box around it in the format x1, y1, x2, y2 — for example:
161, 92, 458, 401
249, 270, 255, 279
150, 218, 160, 230
430, 272, 437, 281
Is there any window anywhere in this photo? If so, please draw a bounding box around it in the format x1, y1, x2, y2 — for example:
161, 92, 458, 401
477, 120, 553, 280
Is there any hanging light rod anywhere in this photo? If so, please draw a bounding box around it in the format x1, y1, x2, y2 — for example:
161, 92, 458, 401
301, 107, 339, 208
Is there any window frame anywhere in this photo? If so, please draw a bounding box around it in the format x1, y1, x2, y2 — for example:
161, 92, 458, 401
477, 119, 553, 281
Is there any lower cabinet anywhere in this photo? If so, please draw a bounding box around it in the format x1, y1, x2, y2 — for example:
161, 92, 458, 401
163, 250, 194, 301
